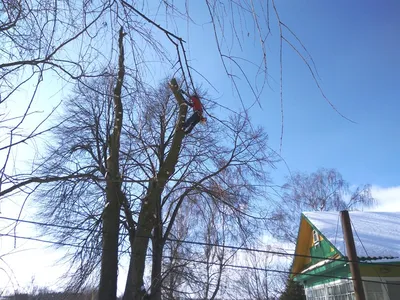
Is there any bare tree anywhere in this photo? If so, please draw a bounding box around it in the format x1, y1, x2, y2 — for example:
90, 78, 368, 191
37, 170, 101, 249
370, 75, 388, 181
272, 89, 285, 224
161, 209, 192, 300
0, 0, 114, 189
98, 26, 126, 300
234, 251, 276, 300
269, 168, 375, 244
163, 197, 235, 300
1, 0, 333, 200
28, 69, 275, 299
122, 79, 275, 299
0, 2, 347, 299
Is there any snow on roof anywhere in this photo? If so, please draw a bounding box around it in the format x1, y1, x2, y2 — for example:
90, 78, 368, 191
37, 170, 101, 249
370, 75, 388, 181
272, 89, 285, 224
303, 211, 400, 259
301, 258, 333, 274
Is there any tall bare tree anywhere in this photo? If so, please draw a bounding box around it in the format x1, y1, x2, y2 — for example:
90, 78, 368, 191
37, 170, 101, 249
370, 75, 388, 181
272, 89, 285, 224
98, 26, 126, 300
234, 251, 277, 300
269, 168, 375, 244
161, 194, 236, 300
1, 0, 331, 200
0, 0, 113, 189
30, 69, 275, 299
0, 1, 347, 298
121, 78, 275, 299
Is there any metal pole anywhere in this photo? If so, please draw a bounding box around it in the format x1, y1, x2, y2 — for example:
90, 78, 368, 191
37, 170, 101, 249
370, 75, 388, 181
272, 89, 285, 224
340, 210, 366, 300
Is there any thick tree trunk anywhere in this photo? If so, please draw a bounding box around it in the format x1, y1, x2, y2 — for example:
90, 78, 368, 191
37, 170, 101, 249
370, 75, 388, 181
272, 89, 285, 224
123, 183, 160, 300
150, 211, 164, 300
99, 182, 122, 300
123, 78, 188, 300
98, 27, 125, 300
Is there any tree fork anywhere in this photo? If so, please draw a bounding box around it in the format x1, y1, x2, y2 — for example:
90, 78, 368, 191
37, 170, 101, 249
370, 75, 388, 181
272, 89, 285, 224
123, 78, 188, 300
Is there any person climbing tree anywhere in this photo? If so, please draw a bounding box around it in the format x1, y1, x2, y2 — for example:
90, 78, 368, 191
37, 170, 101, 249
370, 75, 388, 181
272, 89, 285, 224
179, 89, 206, 134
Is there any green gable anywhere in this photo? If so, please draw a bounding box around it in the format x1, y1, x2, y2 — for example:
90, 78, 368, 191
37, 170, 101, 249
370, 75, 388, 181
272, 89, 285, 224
293, 214, 345, 286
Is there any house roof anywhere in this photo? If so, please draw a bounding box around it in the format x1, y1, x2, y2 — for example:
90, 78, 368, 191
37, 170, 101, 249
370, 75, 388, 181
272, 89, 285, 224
303, 211, 400, 259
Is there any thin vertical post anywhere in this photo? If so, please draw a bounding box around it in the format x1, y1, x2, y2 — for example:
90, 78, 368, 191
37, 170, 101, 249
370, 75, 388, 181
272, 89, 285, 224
341, 210, 366, 300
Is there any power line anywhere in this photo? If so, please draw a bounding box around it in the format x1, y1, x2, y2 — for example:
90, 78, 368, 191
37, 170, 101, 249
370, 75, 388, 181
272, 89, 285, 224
2, 216, 400, 270
0, 216, 91, 232
0, 216, 296, 253
351, 218, 390, 297
160, 254, 400, 287
0, 233, 98, 250
2, 233, 400, 288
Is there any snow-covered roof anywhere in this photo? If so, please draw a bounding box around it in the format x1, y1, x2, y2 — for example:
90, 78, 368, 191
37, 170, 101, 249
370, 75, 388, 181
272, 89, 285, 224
303, 211, 400, 259
301, 259, 333, 274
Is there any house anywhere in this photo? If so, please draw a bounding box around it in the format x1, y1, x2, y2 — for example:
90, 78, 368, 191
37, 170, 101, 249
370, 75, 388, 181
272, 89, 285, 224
291, 211, 400, 300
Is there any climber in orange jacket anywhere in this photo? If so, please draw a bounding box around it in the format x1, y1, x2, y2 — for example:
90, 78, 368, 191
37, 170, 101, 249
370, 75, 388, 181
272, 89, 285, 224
179, 89, 206, 134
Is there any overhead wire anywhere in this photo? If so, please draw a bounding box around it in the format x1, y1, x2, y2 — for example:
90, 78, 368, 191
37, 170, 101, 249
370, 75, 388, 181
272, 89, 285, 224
2, 233, 400, 288
351, 218, 390, 297
1, 216, 400, 268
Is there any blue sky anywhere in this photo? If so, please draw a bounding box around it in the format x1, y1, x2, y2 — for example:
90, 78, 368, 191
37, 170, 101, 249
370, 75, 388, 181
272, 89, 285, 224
1, 0, 400, 294
180, 0, 400, 188
270, 0, 400, 187
4, 1, 399, 190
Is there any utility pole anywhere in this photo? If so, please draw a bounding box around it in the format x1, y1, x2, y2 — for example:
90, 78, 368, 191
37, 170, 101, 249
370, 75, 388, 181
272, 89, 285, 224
340, 210, 366, 300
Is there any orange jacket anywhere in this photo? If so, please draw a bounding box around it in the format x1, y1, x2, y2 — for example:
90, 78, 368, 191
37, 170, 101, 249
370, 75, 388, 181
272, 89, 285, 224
189, 95, 203, 112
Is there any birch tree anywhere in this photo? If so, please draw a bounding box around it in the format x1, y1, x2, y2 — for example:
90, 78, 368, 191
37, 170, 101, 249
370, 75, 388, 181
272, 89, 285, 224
270, 168, 375, 244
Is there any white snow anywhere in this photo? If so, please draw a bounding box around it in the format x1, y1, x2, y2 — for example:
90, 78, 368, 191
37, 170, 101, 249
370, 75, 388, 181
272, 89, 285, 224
303, 211, 400, 260
301, 259, 334, 274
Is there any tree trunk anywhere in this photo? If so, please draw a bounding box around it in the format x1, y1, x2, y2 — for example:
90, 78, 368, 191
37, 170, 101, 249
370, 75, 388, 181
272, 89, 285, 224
123, 78, 188, 300
98, 27, 125, 300
150, 205, 164, 300
99, 182, 122, 300
123, 183, 160, 300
